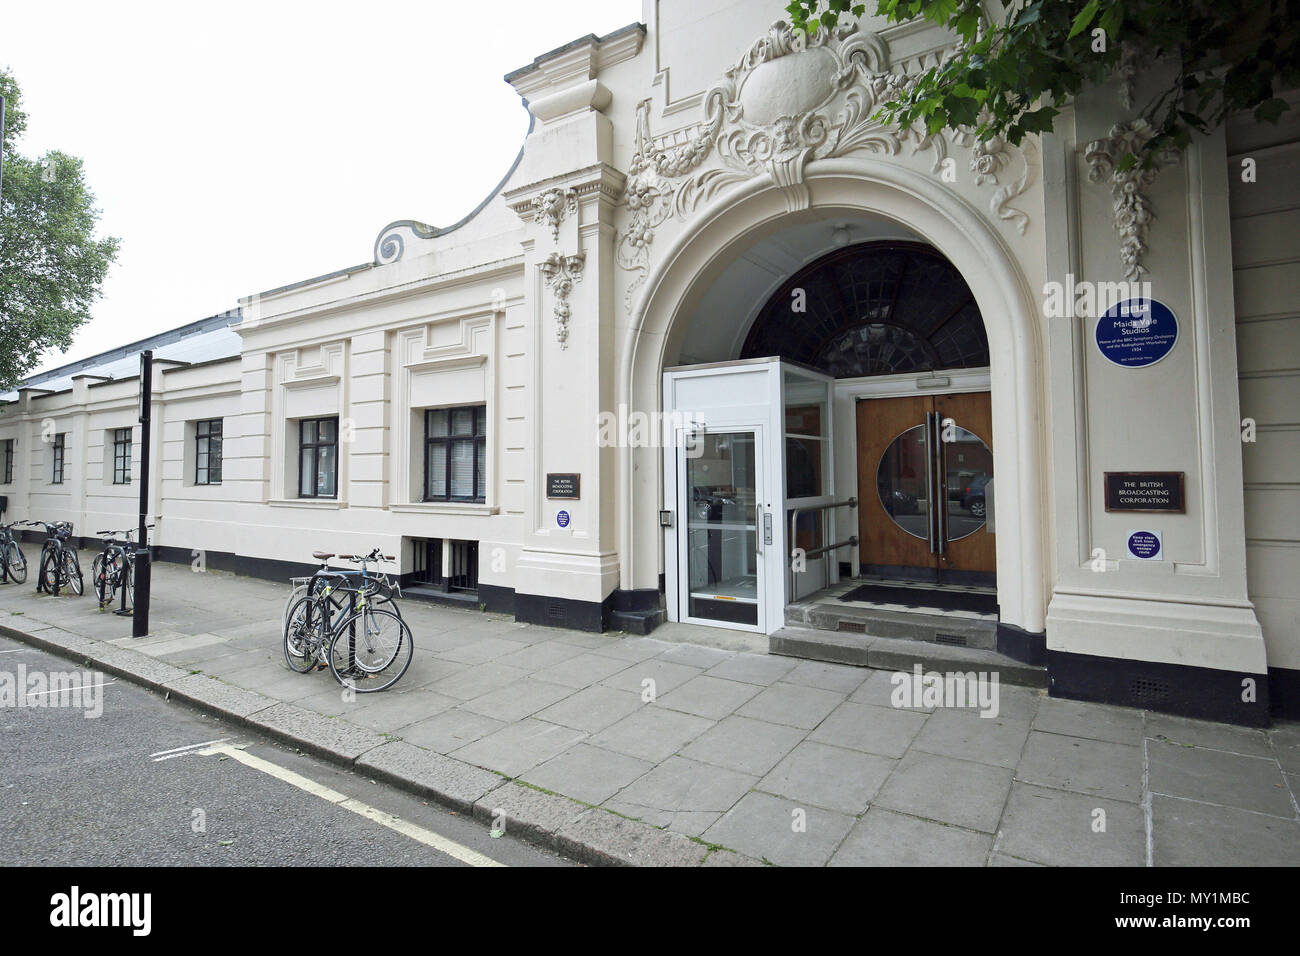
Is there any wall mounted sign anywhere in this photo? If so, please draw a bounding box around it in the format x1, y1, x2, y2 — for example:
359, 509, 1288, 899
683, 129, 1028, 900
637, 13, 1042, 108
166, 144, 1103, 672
1104, 472, 1186, 513
546, 473, 581, 499
1095, 298, 1178, 368
556, 510, 570, 529
1126, 529, 1163, 560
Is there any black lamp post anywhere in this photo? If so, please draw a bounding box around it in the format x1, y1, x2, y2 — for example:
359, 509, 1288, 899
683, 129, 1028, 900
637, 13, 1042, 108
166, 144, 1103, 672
133, 349, 153, 637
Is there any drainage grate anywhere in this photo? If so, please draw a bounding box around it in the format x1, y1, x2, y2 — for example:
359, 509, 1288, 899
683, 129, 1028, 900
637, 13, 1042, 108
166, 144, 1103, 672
1130, 677, 1171, 703
837, 620, 866, 634
935, 633, 968, 647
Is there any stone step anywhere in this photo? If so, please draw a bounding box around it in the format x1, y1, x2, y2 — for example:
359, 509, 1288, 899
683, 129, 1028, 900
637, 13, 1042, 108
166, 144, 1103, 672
786, 601, 998, 650
769, 625, 1047, 689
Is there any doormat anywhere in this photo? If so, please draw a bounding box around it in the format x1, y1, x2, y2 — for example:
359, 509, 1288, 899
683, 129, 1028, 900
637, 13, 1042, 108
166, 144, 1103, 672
838, 583, 998, 615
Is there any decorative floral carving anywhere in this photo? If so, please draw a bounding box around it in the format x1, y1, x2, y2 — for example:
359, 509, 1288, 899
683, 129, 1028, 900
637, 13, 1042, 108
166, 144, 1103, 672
539, 251, 585, 348
1085, 119, 1179, 279
959, 127, 1033, 235
615, 19, 1034, 310
531, 188, 579, 241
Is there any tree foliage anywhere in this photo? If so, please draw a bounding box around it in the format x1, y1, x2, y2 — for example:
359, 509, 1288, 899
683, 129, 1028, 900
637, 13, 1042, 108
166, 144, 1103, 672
786, 0, 1299, 166
0, 68, 119, 392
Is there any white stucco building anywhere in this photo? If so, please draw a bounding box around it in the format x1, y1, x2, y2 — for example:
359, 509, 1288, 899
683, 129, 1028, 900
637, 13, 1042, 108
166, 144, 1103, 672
1, 1, 1295, 726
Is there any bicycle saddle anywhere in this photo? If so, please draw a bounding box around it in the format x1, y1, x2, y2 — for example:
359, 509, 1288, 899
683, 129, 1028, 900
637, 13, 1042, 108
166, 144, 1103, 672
312, 551, 335, 560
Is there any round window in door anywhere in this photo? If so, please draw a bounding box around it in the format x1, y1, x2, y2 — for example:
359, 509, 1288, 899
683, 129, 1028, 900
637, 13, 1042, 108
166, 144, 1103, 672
876, 424, 930, 540
876, 424, 993, 542
944, 426, 992, 542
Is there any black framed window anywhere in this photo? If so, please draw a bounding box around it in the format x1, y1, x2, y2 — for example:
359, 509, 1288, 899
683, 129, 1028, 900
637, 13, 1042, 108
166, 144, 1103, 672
424, 406, 486, 502
112, 428, 132, 484
298, 417, 338, 498
195, 419, 223, 485
1, 439, 12, 484
51, 433, 65, 484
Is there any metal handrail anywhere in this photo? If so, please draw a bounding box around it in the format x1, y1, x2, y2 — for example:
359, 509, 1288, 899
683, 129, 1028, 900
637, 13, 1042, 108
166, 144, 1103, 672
788, 497, 858, 603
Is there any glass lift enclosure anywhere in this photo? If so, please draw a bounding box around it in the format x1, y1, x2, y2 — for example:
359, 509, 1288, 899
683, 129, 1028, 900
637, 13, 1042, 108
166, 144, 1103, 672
663, 359, 839, 634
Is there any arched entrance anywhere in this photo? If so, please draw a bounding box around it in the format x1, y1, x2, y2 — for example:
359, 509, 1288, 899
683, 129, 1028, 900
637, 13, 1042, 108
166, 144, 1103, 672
739, 240, 997, 588
619, 159, 1049, 640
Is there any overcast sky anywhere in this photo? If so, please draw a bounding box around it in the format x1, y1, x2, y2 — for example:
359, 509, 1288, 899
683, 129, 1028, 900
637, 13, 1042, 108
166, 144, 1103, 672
5, 0, 642, 375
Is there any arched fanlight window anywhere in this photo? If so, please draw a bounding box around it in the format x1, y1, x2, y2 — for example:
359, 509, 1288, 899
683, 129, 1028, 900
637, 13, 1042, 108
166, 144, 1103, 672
739, 241, 989, 377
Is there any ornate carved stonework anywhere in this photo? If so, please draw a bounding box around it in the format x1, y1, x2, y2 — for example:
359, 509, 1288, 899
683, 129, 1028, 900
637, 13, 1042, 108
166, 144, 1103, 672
615, 19, 1034, 311
539, 252, 585, 348
1085, 119, 1180, 279
531, 188, 579, 241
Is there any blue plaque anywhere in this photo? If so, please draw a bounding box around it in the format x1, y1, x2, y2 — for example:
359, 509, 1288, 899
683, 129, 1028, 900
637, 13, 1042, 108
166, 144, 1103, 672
556, 510, 570, 529
1126, 530, 1162, 560
1096, 298, 1178, 368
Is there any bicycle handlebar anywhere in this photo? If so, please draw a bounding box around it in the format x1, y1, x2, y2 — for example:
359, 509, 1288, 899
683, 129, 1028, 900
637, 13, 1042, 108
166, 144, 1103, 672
332, 548, 394, 564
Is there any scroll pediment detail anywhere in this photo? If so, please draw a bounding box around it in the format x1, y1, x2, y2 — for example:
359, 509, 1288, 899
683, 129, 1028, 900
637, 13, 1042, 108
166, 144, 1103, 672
616, 19, 1034, 311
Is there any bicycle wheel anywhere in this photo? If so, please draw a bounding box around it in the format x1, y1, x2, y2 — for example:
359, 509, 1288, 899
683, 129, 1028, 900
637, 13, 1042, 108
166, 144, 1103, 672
92, 553, 110, 604
327, 608, 412, 692
121, 556, 134, 608
39, 549, 58, 594
62, 550, 83, 596
284, 595, 328, 673
4, 540, 27, 585
371, 579, 403, 619
282, 583, 307, 627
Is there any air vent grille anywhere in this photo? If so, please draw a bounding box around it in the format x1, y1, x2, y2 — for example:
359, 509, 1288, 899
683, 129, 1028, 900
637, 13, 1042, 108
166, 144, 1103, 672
1130, 677, 1171, 702
547, 600, 567, 622
837, 620, 866, 634
935, 633, 968, 647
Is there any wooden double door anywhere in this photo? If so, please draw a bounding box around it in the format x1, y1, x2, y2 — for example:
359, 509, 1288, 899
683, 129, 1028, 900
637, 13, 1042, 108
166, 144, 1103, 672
856, 392, 996, 583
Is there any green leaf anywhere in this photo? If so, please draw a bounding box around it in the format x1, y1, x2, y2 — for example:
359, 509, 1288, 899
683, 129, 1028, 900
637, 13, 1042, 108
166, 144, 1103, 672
1067, 0, 1100, 40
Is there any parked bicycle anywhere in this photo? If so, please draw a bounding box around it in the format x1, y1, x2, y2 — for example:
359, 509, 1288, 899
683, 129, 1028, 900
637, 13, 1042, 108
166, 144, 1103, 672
283, 553, 412, 692
283, 548, 402, 626
36, 521, 83, 596
0, 518, 29, 585
91, 525, 152, 609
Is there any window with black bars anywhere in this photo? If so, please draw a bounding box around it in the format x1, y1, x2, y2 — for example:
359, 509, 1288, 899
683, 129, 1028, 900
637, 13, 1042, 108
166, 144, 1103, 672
52, 433, 65, 484
424, 406, 486, 502
195, 419, 223, 485
1, 439, 12, 484
112, 428, 132, 484
298, 417, 338, 498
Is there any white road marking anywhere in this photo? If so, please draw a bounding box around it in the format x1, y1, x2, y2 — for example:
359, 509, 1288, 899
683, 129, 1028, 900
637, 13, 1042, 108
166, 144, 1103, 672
0, 647, 41, 655
195, 743, 505, 867
25, 680, 116, 699
149, 737, 233, 761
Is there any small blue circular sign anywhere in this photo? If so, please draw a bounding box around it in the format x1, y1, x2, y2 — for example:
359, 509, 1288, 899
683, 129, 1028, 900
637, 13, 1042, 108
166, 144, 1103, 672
1096, 298, 1178, 368
1127, 531, 1161, 560
556, 510, 570, 528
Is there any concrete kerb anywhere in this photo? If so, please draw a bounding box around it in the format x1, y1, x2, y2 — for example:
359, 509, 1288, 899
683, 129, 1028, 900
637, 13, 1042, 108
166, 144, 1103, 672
0, 617, 765, 867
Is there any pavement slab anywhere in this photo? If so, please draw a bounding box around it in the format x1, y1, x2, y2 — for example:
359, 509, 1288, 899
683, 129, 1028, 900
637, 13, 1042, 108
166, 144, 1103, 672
451, 718, 589, 777
996, 782, 1146, 866
702, 791, 856, 867
757, 741, 895, 815
522, 743, 655, 806
830, 808, 993, 867
1015, 731, 1144, 804
874, 750, 1013, 833
1151, 794, 1300, 866
1146, 738, 1294, 817
679, 714, 806, 776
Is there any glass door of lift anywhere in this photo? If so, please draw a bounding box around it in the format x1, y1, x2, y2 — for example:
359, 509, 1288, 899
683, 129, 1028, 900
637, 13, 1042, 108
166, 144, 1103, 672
677, 427, 766, 631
